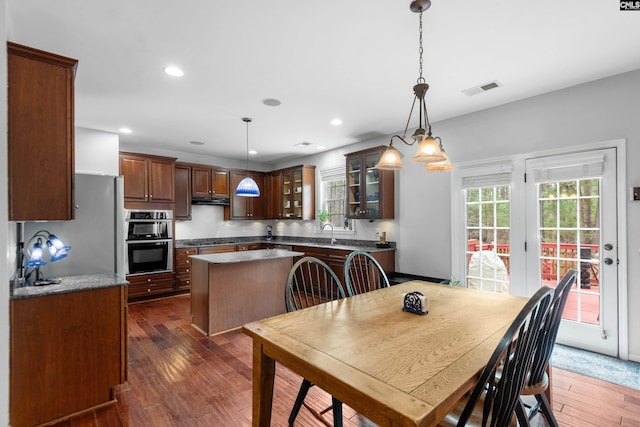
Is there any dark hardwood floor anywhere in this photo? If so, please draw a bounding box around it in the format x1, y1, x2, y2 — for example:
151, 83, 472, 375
52, 294, 640, 427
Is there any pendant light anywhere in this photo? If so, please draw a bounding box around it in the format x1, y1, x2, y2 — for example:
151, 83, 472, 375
235, 117, 260, 197
375, 0, 453, 172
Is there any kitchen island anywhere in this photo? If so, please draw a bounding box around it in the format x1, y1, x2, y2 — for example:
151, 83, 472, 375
190, 248, 305, 336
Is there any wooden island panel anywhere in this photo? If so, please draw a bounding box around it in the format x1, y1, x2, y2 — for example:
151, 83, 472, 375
190, 249, 304, 336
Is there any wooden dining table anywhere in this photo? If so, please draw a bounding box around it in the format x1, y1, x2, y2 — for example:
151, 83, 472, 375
242, 280, 528, 427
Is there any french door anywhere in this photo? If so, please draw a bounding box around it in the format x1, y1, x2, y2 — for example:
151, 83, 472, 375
525, 148, 618, 356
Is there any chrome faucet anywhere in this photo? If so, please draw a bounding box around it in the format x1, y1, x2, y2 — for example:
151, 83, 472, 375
322, 223, 337, 245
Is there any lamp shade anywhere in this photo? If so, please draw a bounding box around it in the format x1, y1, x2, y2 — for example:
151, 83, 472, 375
47, 234, 71, 262
411, 135, 446, 163
236, 176, 260, 197
25, 239, 47, 267
375, 145, 405, 170
425, 151, 454, 172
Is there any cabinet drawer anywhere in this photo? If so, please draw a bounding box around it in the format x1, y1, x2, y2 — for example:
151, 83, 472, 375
176, 277, 191, 291
237, 243, 263, 251
176, 257, 193, 269
198, 245, 236, 255
127, 272, 175, 298
176, 247, 197, 258
176, 266, 191, 277
128, 281, 176, 298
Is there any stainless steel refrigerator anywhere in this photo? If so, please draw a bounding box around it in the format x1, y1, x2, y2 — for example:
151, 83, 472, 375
23, 173, 125, 277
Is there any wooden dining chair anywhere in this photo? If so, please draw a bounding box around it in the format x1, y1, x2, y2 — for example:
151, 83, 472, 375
344, 250, 390, 296
516, 269, 578, 427
285, 256, 347, 426
438, 285, 555, 427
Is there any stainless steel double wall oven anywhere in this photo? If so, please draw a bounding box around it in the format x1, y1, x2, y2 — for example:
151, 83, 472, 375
124, 209, 173, 275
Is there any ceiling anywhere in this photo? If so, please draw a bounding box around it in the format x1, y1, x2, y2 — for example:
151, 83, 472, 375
7, 0, 640, 165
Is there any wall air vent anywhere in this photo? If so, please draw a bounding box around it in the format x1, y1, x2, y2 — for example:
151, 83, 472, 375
462, 80, 502, 97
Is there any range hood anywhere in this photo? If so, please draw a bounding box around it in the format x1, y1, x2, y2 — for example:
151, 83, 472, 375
191, 197, 230, 206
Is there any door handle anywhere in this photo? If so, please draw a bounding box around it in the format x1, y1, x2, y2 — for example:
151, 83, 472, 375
604, 243, 613, 251
603, 258, 614, 265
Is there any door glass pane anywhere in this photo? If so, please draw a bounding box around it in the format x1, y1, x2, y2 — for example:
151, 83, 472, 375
537, 178, 601, 325
465, 185, 510, 293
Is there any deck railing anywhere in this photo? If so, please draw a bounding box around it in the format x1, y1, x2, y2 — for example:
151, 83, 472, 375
467, 240, 599, 286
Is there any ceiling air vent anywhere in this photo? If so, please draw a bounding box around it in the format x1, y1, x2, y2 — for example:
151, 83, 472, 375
462, 80, 502, 97
295, 141, 313, 147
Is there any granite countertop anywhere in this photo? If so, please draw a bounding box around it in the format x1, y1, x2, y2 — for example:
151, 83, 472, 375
11, 272, 128, 300
176, 236, 396, 253
191, 249, 306, 264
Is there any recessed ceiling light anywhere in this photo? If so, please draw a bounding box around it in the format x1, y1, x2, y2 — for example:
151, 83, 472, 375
190, 140, 205, 146
249, 150, 257, 155
330, 118, 343, 126
317, 146, 325, 150
118, 127, 132, 134
164, 66, 184, 77
262, 98, 281, 107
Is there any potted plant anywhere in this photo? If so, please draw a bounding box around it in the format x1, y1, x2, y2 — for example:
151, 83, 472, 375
317, 210, 330, 224
441, 276, 461, 286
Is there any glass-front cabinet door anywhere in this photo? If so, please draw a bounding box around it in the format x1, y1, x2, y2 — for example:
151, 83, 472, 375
280, 167, 307, 219
346, 146, 394, 219
282, 169, 294, 218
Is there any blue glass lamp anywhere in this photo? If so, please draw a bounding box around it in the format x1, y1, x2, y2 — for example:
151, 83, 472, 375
236, 117, 261, 198
23, 230, 71, 285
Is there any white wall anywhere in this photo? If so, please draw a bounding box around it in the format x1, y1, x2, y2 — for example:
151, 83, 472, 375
409, 69, 640, 360
1, 0, 10, 424
75, 127, 119, 175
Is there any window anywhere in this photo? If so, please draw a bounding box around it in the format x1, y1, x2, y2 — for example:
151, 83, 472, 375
319, 166, 352, 231
453, 161, 514, 293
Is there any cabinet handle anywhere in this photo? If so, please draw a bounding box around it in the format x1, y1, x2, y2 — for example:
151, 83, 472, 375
186, 269, 190, 273
147, 278, 152, 282
147, 288, 152, 292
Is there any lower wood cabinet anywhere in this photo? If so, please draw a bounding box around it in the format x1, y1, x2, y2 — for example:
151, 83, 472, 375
10, 285, 126, 427
175, 247, 197, 291
292, 246, 395, 286
127, 271, 176, 301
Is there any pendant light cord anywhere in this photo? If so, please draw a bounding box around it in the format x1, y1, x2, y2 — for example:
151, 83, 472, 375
418, 9, 424, 84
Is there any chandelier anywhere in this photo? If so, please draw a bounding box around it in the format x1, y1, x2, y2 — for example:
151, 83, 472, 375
375, 0, 453, 172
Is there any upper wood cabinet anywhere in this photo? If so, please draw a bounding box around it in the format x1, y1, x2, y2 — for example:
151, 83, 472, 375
8, 42, 78, 221
174, 162, 192, 220
224, 170, 266, 220
191, 165, 230, 200
268, 165, 316, 220
346, 146, 394, 220
119, 152, 176, 208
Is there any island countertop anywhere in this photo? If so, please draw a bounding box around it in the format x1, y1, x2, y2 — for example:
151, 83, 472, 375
190, 248, 306, 264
